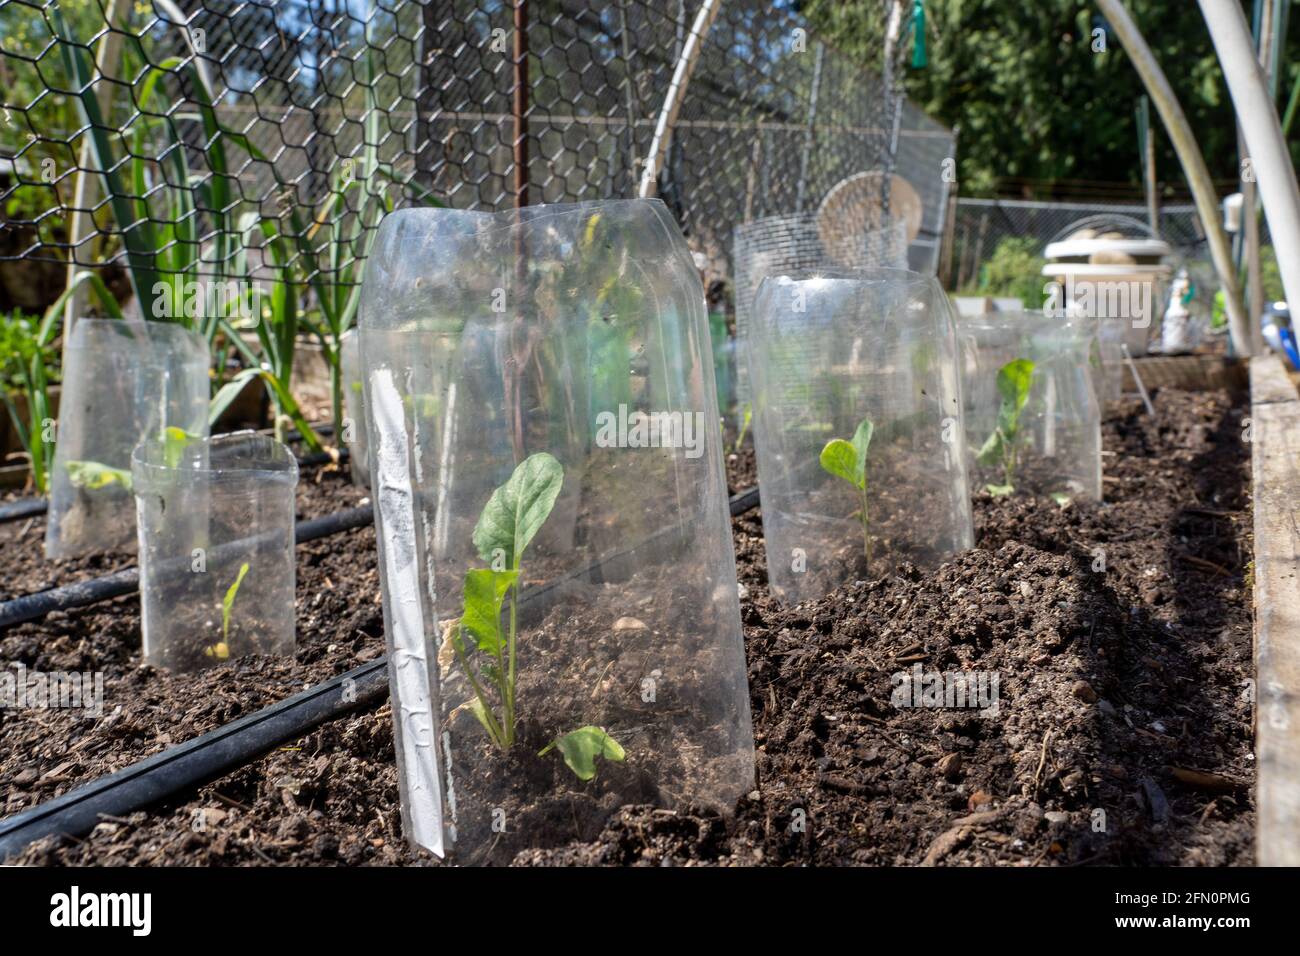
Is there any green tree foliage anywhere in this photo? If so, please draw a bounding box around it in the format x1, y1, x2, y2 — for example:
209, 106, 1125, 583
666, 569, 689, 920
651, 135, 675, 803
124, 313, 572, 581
801, 0, 1297, 196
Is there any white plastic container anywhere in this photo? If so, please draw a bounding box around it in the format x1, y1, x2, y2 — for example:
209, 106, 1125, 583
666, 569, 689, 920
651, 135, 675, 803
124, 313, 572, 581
339, 329, 369, 488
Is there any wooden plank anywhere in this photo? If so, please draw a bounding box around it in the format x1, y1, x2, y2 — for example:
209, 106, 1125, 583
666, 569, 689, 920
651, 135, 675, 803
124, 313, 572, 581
1251, 354, 1300, 864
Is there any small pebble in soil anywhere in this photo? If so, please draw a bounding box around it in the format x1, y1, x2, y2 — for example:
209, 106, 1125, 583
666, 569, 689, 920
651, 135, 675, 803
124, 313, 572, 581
1071, 680, 1098, 703
613, 617, 647, 632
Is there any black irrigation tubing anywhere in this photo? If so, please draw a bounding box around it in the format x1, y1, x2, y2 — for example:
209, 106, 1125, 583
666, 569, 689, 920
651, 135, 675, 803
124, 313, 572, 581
0, 423, 343, 527
0, 497, 47, 523
0, 506, 375, 630
0, 485, 763, 858
0, 657, 391, 861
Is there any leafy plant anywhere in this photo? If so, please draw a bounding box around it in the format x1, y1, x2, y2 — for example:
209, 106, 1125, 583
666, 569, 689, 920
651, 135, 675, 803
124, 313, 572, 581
451, 453, 564, 751
207, 561, 251, 662
956, 237, 1047, 307
539, 726, 626, 781
820, 416, 875, 564
976, 358, 1036, 495
446, 453, 620, 780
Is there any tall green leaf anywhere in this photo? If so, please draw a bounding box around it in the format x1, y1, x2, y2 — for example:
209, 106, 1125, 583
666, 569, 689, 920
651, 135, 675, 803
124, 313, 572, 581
471, 453, 565, 568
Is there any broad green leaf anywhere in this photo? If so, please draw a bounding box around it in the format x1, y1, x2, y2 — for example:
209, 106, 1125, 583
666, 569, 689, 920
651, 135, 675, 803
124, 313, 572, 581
819, 439, 861, 489
540, 725, 626, 781
472, 453, 564, 568
850, 417, 874, 484
66, 461, 133, 492
461, 568, 520, 657
222, 562, 251, 641
996, 359, 1035, 415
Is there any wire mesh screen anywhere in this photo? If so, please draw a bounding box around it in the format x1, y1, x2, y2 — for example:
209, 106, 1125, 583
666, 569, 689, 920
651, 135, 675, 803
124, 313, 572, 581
731, 212, 909, 406
0, 0, 953, 313
947, 197, 1238, 296
734, 212, 909, 339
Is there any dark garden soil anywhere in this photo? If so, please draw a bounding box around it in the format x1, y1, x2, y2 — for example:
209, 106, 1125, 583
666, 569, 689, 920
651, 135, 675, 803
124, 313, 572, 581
4, 387, 1254, 866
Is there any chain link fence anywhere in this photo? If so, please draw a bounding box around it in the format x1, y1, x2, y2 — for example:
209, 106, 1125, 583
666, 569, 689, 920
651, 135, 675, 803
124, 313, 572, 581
0, 0, 954, 319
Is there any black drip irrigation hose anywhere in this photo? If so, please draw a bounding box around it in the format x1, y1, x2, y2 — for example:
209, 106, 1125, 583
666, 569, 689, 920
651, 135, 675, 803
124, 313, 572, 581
0, 485, 763, 859
0, 658, 390, 861
0, 506, 374, 630
0, 424, 345, 526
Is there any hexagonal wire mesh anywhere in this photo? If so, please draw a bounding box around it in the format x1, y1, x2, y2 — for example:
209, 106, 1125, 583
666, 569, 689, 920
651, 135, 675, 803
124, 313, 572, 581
0, 0, 954, 312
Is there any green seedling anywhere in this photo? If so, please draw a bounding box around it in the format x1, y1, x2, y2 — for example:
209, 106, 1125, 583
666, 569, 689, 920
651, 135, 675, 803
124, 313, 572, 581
732, 403, 752, 454
67, 425, 197, 494
207, 561, 250, 662
976, 358, 1036, 496
66, 460, 133, 492
820, 416, 875, 564
451, 452, 564, 751
162, 426, 198, 468
539, 725, 626, 781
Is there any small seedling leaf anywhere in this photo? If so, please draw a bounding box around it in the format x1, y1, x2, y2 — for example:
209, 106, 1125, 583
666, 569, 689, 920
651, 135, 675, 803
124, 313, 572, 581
467, 697, 498, 739
461, 568, 519, 657
221, 562, 251, 642
819, 439, 860, 489
162, 426, 197, 468
540, 725, 626, 781
997, 358, 1035, 413
472, 452, 564, 568
66, 460, 133, 491
985, 483, 1015, 497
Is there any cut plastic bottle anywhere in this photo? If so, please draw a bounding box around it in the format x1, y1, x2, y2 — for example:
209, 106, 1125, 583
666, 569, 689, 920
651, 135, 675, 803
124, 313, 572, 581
45, 319, 209, 559
957, 311, 1103, 502
339, 328, 369, 488
744, 269, 973, 604
357, 199, 756, 863
131, 432, 298, 672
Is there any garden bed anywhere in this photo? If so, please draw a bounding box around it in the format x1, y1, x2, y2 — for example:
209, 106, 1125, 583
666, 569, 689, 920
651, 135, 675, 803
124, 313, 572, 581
2, 386, 1253, 865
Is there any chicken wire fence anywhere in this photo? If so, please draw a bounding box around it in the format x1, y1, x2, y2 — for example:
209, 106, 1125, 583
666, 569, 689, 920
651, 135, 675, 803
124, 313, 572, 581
0, 0, 954, 318
948, 197, 1249, 296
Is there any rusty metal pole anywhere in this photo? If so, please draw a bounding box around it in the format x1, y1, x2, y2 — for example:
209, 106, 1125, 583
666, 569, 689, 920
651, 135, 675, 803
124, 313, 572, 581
506, 0, 530, 461
513, 0, 529, 209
